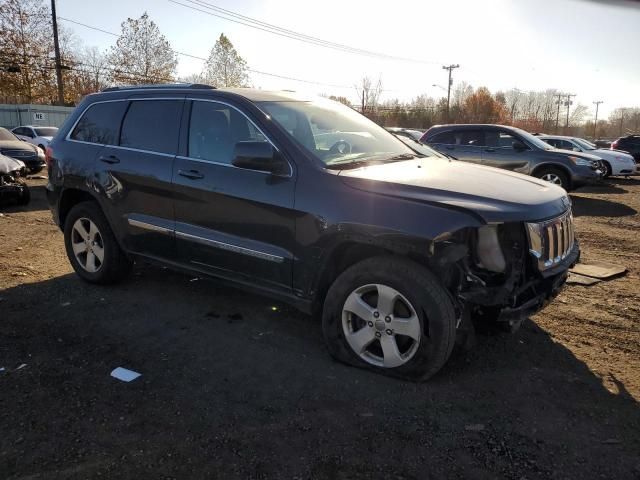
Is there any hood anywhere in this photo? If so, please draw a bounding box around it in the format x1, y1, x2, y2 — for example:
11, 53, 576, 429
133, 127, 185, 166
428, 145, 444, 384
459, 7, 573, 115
0, 154, 25, 174
0, 140, 37, 152
548, 148, 601, 161
338, 158, 570, 223
38, 136, 53, 142
594, 149, 634, 161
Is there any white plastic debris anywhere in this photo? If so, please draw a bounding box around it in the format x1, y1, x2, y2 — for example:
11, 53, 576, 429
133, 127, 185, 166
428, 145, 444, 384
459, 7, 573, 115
110, 367, 141, 382
15, 363, 27, 371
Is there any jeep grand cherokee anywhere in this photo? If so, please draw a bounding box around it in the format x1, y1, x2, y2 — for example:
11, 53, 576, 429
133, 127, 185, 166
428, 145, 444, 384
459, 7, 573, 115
46, 84, 579, 381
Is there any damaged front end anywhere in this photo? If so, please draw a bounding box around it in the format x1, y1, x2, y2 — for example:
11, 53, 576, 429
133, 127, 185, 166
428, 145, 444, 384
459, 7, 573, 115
427, 209, 579, 333
0, 154, 30, 205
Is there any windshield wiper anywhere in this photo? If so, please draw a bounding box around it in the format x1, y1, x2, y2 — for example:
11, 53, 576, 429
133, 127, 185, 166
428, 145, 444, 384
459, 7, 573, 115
325, 153, 418, 169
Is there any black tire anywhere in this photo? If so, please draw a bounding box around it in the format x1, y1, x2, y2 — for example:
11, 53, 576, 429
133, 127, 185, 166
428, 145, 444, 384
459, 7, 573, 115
534, 167, 570, 190
602, 161, 612, 178
322, 256, 456, 382
17, 182, 30, 206
63, 201, 132, 284
38, 144, 45, 152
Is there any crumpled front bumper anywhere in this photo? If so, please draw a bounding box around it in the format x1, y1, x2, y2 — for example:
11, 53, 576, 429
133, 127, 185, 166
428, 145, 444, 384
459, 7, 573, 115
498, 246, 580, 327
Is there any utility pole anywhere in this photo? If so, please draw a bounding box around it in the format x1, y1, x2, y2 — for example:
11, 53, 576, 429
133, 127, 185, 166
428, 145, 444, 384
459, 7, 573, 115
442, 64, 459, 123
564, 94, 576, 130
554, 93, 563, 134
51, 0, 65, 105
592, 101, 603, 139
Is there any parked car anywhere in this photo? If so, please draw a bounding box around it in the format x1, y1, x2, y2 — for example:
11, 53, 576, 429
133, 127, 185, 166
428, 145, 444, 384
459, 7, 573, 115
421, 124, 603, 190
594, 139, 613, 149
0, 153, 30, 205
390, 132, 449, 158
47, 85, 579, 381
11, 125, 59, 151
611, 135, 640, 162
539, 135, 638, 177
385, 127, 425, 142
0, 127, 46, 173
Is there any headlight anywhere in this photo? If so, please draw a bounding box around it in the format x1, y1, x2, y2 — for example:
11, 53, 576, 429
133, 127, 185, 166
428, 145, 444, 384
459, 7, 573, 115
568, 155, 593, 166
37, 149, 45, 159
476, 225, 506, 273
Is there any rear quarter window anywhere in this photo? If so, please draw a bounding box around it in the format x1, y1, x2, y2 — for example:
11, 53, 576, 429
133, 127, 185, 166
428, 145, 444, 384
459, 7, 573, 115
70, 101, 128, 145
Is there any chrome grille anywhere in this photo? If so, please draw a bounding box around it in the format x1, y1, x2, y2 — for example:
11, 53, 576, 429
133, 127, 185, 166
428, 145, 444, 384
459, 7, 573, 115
526, 209, 575, 271
1, 149, 36, 160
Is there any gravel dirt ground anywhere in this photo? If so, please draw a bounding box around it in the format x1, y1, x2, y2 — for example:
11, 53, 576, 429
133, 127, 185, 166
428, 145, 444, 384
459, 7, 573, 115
1, 177, 639, 479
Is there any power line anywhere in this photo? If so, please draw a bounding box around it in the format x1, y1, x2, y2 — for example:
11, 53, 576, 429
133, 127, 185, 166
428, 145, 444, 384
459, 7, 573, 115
57, 16, 352, 89
169, 0, 443, 65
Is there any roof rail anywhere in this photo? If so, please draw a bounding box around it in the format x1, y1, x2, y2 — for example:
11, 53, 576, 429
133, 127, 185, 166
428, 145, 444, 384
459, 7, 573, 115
101, 83, 216, 92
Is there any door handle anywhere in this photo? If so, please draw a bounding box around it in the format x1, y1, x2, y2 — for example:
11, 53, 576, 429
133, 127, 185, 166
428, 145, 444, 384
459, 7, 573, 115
99, 155, 120, 164
178, 169, 204, 180
484, 148, 496, 152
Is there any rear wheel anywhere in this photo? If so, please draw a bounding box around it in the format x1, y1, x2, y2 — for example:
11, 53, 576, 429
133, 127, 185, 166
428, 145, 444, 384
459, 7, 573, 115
64, 201, 132, 284
322, 256, 456, 381
535, 167, 569, 190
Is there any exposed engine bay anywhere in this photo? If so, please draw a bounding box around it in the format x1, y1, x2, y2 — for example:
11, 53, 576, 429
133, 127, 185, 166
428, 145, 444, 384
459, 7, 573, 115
427, 211, 579, 332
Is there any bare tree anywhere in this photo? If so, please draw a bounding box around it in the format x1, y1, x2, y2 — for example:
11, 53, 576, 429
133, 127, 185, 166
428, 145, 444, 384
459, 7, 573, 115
76, 46, 108, 92
106, 12, 177, 85
452, 81, 473, 107
201, 34, 249, 88
355, 76, 383, 113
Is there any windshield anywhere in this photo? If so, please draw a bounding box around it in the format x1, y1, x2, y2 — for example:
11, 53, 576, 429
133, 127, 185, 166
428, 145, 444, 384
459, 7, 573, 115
0, 128, 18, 141
258, 99, 416, 167
573, 138, 597, 150
34, 127, 58, 137
393, 134, 443, 158
514, 128, 556, 150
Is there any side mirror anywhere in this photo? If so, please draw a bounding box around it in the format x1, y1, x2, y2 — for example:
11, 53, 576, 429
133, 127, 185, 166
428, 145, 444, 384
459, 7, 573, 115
231, 141, 287, 175
512, 140, 528, 151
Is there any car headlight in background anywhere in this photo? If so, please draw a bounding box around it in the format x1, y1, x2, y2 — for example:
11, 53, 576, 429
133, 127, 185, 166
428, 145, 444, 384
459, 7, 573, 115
567, 155, 594, 166
37, 148, 45, 159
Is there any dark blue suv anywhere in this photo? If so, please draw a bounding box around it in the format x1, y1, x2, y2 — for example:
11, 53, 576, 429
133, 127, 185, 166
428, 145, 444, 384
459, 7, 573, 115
46, 84, 579, 381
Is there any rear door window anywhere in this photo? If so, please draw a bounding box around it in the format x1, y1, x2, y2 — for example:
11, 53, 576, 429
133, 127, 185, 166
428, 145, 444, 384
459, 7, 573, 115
70, 101, 128, 145
120, 100, 183, 155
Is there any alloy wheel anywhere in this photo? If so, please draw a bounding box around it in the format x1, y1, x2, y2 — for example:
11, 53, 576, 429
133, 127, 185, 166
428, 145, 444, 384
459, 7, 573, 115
341, 284, 421, 368
71, 217, 104, 273
541, 173, 562, 185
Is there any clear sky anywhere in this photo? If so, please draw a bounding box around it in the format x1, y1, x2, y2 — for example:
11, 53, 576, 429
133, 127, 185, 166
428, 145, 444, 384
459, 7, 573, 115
57, 0, 639, 118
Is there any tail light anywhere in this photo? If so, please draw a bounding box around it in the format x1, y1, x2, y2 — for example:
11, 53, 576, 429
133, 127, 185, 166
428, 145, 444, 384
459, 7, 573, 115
45, 146, 54, 167
611, 141, 618, 150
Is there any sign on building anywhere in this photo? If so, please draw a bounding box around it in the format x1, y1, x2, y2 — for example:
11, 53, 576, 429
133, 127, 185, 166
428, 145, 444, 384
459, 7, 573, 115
33, 112, 46, 121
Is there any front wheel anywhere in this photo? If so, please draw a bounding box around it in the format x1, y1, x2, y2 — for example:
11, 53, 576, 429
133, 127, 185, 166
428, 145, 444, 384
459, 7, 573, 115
601, 161, 612, 178
322, 256, 456, 381
64, 201, 132, 284
535, 167, 570, 190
